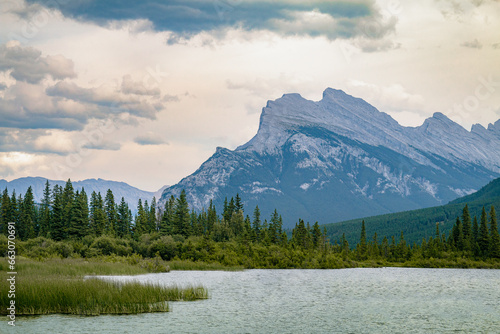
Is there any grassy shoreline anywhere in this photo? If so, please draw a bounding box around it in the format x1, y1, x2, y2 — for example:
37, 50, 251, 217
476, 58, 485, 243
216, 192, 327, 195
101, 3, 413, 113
0, 257, 208, 316
1, 255, 498, 318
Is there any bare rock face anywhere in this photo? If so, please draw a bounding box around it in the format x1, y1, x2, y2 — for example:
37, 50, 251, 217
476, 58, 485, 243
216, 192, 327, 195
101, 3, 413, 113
160, 88, 500, 227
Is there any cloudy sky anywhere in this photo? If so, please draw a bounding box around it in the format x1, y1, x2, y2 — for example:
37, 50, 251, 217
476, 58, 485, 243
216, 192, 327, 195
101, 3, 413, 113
0, 0, 499, 191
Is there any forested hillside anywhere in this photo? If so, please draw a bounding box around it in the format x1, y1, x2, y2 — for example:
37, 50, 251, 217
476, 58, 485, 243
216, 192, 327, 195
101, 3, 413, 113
323, 178, 500, 246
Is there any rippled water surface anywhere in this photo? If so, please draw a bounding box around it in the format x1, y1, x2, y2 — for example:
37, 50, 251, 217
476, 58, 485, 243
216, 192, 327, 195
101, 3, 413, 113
5, 268, 500, 333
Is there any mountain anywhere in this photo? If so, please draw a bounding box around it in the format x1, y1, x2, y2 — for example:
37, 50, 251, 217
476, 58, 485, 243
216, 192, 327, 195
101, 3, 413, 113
160, 88, 500, 227
323, 177, 500, 246
0, 177, 156, 214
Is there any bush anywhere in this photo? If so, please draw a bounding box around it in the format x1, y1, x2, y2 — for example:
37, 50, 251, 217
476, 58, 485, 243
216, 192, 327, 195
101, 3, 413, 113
48, 242, 74, 258
0, 234, 7, 256
148, 236, 177, 260
90, 236, 117, 255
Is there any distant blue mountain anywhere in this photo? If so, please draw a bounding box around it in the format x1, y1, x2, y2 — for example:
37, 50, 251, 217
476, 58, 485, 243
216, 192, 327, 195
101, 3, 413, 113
160, 88, 500, 227
0, 177, 158, 214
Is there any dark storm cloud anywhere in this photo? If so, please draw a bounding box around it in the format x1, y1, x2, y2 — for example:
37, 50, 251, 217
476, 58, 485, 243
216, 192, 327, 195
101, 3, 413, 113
24, 0, 395, 41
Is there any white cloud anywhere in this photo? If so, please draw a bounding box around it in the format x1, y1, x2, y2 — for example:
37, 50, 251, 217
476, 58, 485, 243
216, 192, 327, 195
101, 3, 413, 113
0, 41, 76, 83
134, 131, 167, 145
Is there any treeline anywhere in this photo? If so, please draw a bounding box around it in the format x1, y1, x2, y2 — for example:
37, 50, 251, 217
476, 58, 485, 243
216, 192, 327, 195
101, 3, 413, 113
0, 179, 326, 250
353, 204, 500, 262
0, 180, 133, 241
0, 180, 499, 268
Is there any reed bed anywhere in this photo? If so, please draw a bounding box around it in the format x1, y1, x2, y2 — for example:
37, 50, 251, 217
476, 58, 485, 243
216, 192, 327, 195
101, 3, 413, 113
165, 259, 244, 271
0, 257, 208, 316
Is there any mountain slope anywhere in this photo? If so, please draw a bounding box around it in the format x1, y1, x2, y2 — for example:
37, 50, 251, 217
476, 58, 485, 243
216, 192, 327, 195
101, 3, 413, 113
0, 177, 156, 214
160, 88, 500, 227
323, 177, 500, 246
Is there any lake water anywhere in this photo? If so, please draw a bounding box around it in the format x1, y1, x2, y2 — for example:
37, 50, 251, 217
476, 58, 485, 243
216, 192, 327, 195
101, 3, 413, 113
4, 268, 500, 334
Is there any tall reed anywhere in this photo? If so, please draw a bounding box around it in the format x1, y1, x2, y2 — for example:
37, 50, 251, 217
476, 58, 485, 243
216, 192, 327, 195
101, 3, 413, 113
0, 257, 208, 316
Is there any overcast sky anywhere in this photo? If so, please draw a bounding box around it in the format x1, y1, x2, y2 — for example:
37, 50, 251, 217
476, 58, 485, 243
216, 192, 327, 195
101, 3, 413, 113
0, 0, 499, 191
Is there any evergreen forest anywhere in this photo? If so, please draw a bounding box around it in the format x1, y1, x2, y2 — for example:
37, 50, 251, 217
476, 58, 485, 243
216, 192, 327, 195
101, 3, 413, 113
1, 179, 499, 269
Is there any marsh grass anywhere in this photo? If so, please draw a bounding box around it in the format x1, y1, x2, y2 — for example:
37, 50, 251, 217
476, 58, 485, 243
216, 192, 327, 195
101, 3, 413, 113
165, 259, 244, 271
0, 257, 208, 316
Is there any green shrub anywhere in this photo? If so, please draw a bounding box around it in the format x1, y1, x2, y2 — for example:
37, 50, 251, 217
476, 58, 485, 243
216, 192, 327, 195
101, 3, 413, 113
148, 236, 177, 260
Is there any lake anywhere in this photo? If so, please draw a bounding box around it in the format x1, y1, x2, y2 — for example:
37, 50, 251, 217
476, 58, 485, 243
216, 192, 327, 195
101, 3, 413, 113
5, 268, 500, 333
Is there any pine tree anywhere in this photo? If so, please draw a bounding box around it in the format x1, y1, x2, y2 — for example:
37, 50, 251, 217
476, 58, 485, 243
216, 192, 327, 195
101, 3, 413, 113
293, 219, 309, 248
243, 215, 252, 240
148, 197, 157, 233
68, 190, 88, 239
478, 207, 490, 257
20, 186, 36, 240
206, 199, 217, 234
222, 197, 230, 222
116, 197, 131, 238
451, 217, 464, 251
462, 204, 472, 251
358, 220, 367, 258
134, 199, 147, 237
104, 189, 117, 236
229, 210, 244, 237
62, 179, 75, 238
234, 193, 243, 212
90, 191, 106, 236
39, 180, 51, 237
0, 188, 11, 235
252, 205, 261, 242
312, 222, 322, 249
489, 206, 499, 258
268, 209, 280, 244
342, 233, 350, 257
50, 185, 65, 241
228, 197, 235, 217
159, 195, 176, 236
174, 190, 191, 237
472, 216, 480, 256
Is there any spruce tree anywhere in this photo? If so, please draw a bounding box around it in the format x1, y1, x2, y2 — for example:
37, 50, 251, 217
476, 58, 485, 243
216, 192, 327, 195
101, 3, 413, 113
39, 180, 51, 237
206, 199, 217, 234
312, 222, 322, 249
229, 210, 244, 237
489, 206, 499, 258
252, 205, 261, 242
462, 204, 472, 251
451, 217, 464, 251
50, 185, 65, 241
0, 188, 11, 235
68, 190, 88, 239
174, 190, 191, 237
21, 186, 36, 240
159, 195, 176, 236
268, 209, 281, 244
104, 189, 117, 236
90, 191, 106, 236
116, 197, 131, 238
472, 216, 480, 256
478, 207, 490, 257
358, 220, 367, 258
222, 197, 229, 222
234, 193, 243, 212
134, 199, 147, 237
62, 179, 75, 237
148, 197, 157, 233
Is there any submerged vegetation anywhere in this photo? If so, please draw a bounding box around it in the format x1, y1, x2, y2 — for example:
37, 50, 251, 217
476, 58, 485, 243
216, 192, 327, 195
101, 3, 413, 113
0, 257, 208, 316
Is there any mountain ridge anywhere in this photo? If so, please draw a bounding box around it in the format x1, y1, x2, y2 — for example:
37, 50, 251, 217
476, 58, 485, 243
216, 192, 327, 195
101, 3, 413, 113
160, 88, 500, 227
0, 177, 158, 214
